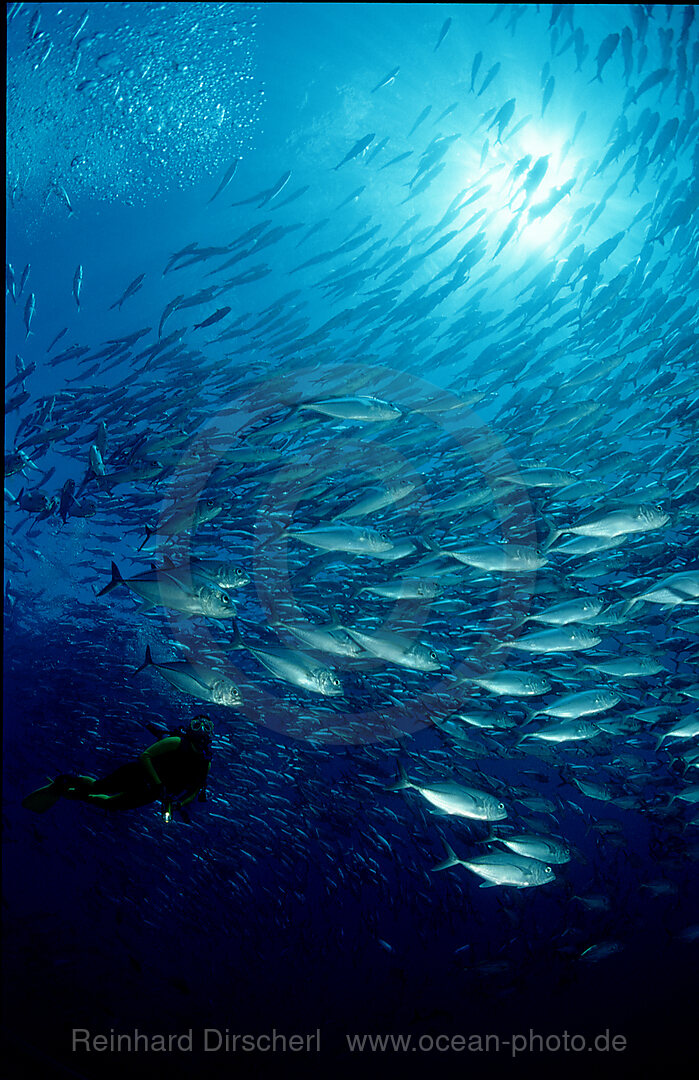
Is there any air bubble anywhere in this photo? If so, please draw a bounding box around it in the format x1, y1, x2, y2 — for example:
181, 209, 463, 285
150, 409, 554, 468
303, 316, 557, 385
7, 2, 262, 221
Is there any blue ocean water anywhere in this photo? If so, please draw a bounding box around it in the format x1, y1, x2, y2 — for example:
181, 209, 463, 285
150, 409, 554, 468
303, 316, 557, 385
4, 4, 699, 1077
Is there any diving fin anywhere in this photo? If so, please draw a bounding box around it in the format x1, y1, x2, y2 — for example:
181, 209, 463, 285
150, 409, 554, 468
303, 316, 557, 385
22, 777, 64, 813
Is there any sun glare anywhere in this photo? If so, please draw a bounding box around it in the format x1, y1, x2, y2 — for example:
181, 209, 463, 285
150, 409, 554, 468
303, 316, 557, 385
451, 123, 580, 258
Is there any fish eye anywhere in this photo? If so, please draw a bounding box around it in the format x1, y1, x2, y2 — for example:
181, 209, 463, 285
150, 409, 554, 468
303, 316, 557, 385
332, 677, 340, 686
221, 594, 230, 604
498, 802, 505, 810
429, 651, 437, 661
545, 866, 552, 874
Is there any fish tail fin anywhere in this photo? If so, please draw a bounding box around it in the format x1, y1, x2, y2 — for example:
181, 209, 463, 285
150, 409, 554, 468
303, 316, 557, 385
227, 621, 246, 651
588, 73, 602, 85
133, 645, 154, 677
417, 533, 441, 553
431, 837, 463, 872
512, 701, 538, 739
541, 518, 562, 552
386, 761, 412, 791
257, 518, 290, 550
138, 525, 154, 552
97, 561, 123, 596
265, 595, 285, 628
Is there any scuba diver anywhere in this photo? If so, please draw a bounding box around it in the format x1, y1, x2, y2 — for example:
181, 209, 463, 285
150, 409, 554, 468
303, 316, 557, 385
22, 715, 214, 821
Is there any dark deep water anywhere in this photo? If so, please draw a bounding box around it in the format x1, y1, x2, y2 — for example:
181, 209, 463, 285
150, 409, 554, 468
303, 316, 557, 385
4, 4, 699, 1078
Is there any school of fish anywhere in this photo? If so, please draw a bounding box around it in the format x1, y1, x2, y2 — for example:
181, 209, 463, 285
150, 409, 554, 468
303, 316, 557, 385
5, 2, 699, 980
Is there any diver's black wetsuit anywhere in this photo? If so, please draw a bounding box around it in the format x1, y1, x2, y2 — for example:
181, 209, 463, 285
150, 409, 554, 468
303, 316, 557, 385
63, 732, 210, 812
